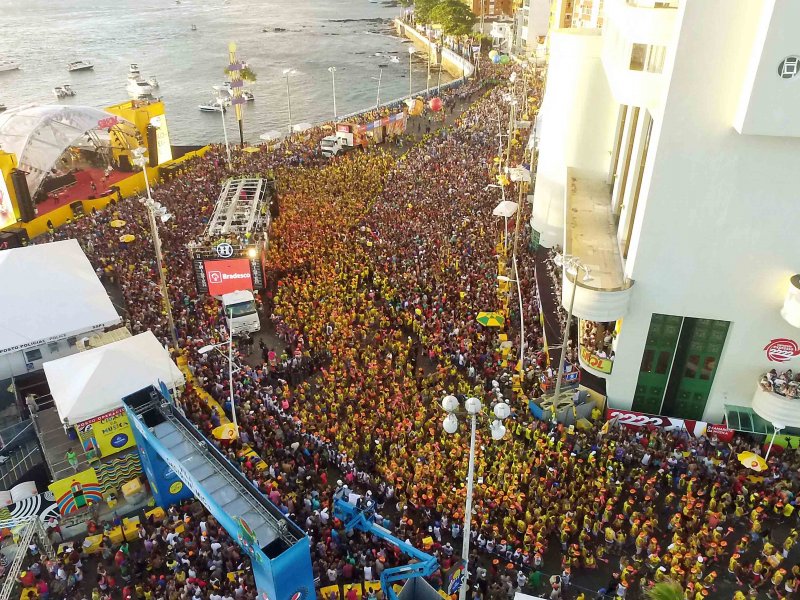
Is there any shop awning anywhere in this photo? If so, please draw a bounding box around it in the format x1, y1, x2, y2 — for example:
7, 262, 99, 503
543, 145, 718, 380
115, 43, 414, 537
724, 404, 773, 435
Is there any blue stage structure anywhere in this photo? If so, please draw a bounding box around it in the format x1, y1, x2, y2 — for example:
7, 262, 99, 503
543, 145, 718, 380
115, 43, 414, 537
334, 499, 455, 600
123, 386, 315, 600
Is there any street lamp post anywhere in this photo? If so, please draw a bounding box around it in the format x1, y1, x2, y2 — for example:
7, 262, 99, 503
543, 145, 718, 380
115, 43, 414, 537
408, 46, 415, 99
374, 68, 383, 110
328, 66, 337, 121
216, 93, 232, 167
131, 148, 178, 349
282, 68, 296, 132
551, 254, 592, 404
498, 254, 525, 375
442, 395, 510, 600
199, 309, 239, 436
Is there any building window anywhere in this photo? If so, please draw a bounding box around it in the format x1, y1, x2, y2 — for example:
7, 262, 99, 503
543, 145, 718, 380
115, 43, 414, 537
48, 341, 59, 353
24, 348, 43, 362
778, 56, 800, 79
629, 43, 666, 73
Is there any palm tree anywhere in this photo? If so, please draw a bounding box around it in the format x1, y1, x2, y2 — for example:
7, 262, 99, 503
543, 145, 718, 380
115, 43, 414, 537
645, 580, 684, 600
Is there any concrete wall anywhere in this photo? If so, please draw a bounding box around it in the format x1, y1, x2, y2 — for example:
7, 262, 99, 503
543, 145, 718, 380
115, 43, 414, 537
530, 28, 617, 248
607, 0, 800, 422
394, 20, 476, 80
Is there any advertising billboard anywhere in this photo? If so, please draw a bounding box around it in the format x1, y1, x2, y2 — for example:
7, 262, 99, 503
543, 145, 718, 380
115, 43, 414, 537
203, 258, 253, 295
0, 173, 17, 230
76, 407, 136, 458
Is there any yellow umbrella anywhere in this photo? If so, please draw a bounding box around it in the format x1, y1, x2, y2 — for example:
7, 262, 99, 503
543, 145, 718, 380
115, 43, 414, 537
119, 234, 136, 243
212, 423, 238, 440
109, 220, 126, 228
243, 147, 260, 153
737, 451, 768, 472
476, 311, 505, 327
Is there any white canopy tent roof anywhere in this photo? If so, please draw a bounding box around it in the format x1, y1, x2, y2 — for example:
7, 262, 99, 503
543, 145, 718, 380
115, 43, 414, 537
44, 331, 185, 426
0, 104, 139, 199
0, 239, 120, 355
492, 199, 519, 218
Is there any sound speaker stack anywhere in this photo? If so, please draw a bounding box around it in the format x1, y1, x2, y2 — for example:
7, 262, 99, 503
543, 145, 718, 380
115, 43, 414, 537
10, 169, 36, 223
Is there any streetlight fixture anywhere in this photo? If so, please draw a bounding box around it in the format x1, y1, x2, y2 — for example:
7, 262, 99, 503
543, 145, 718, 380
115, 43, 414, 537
216, 94, 231, 168
131, 147, 178, 349
407, 46, 416, 99
328, 66, 338, 121
441, 395, 510, 600
198, 310, 239, 437
373, 68, 384, 110
551, 254, 593, 406
497, 255, 525, 375
282, 68, 297, 133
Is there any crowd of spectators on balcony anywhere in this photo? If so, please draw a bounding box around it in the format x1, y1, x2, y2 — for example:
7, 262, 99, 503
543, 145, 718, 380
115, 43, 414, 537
760, 369, 800, 399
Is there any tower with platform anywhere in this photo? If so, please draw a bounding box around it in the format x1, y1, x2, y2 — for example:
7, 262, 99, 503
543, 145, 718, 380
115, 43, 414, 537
123, 385, 314, 600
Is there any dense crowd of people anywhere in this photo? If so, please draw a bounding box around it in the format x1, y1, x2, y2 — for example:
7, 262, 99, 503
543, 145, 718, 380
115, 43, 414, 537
37, 58, 800, 600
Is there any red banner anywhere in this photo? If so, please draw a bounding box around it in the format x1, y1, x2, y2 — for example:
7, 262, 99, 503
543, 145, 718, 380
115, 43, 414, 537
204, 258, 253, 296
605, 408, 734, 441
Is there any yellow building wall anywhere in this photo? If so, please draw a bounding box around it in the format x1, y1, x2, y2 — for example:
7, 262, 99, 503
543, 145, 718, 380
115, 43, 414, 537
0, 151, 19, 223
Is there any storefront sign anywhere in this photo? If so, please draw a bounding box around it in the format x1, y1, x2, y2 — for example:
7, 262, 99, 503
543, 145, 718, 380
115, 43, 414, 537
764, 338, 800, 363
204, 258, 253, 296
605, 408, 733, 441
579, 346, 613, 374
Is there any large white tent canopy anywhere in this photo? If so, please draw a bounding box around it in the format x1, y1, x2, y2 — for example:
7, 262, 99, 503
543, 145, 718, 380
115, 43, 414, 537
44, 331, 185, 426
0, 104, 139, 199
0, 239, 120, 355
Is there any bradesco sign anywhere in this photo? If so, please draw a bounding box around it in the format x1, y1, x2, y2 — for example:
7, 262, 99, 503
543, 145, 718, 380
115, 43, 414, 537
204, 258, 253, 295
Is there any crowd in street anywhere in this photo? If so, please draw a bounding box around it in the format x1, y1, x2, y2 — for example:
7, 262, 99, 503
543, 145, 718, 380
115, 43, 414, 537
39, 59, 800, 600
17, 502, 258, 600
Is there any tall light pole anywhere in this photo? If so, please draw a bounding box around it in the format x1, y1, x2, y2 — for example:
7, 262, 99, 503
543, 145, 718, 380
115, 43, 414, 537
328, 66, 337, 121
215, 92, 232, 167
498, 254, 525, 375
373, 68, 383, 110
198, 311, 239, 437
131, 148, 178, 349
551, 254, 592, 404
408, 46, 415, 99
442, 395, 510, 600
282, 68, 296, 132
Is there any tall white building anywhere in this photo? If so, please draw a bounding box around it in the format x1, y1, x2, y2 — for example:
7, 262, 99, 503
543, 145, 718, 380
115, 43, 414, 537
530, 0, 800, 430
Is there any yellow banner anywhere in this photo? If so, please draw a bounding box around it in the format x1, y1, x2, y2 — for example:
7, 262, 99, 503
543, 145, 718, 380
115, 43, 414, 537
579, 346, 613, 374
49, 468, 103, 515
76, 408, 135, 458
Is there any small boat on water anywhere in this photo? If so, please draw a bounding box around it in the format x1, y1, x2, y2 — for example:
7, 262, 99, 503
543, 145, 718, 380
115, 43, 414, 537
214, 82, 254, 102
127, 63, 158, 97
191, 24, 197, 31
68, 60, 94, 72
199, 101, 225, 113
390, 56, 400, 64
0, 60, 20, 73
53, 85, 76, 99
242, 90, 255, 102
0, 104, 7, 113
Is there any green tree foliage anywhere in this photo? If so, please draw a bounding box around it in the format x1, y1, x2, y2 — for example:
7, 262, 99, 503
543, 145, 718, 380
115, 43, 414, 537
224, 64, 257, 83
645, 581, 684, 600
428, 0, 476, 36
413, 0, 441, 24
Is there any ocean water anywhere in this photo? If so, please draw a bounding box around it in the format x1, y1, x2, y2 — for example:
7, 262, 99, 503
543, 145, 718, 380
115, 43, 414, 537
0, 0, 447, 144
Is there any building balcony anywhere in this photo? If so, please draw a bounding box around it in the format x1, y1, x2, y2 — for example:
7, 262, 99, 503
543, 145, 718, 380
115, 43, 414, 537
600, 0, 678, 108
562, 168, 634, 322
578, 318, 617, 378
751, 380, 800, 430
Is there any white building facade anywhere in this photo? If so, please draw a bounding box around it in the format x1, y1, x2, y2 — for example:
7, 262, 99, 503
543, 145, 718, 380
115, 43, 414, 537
531, 0, 800, 427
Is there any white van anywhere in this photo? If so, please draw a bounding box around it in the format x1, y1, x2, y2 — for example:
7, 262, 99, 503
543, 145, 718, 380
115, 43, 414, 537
320, 130, 355, 158
221, 290, 261, 335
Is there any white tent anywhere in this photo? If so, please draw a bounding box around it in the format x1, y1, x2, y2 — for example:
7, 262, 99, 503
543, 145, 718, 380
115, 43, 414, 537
44, 331, 185, 426
0, 239, 120, 355
0, 104, 139, 199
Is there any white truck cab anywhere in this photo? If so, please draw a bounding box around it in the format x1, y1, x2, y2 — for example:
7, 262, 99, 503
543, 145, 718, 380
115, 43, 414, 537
221, 290, 261, 335
320, 130, 354, 158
